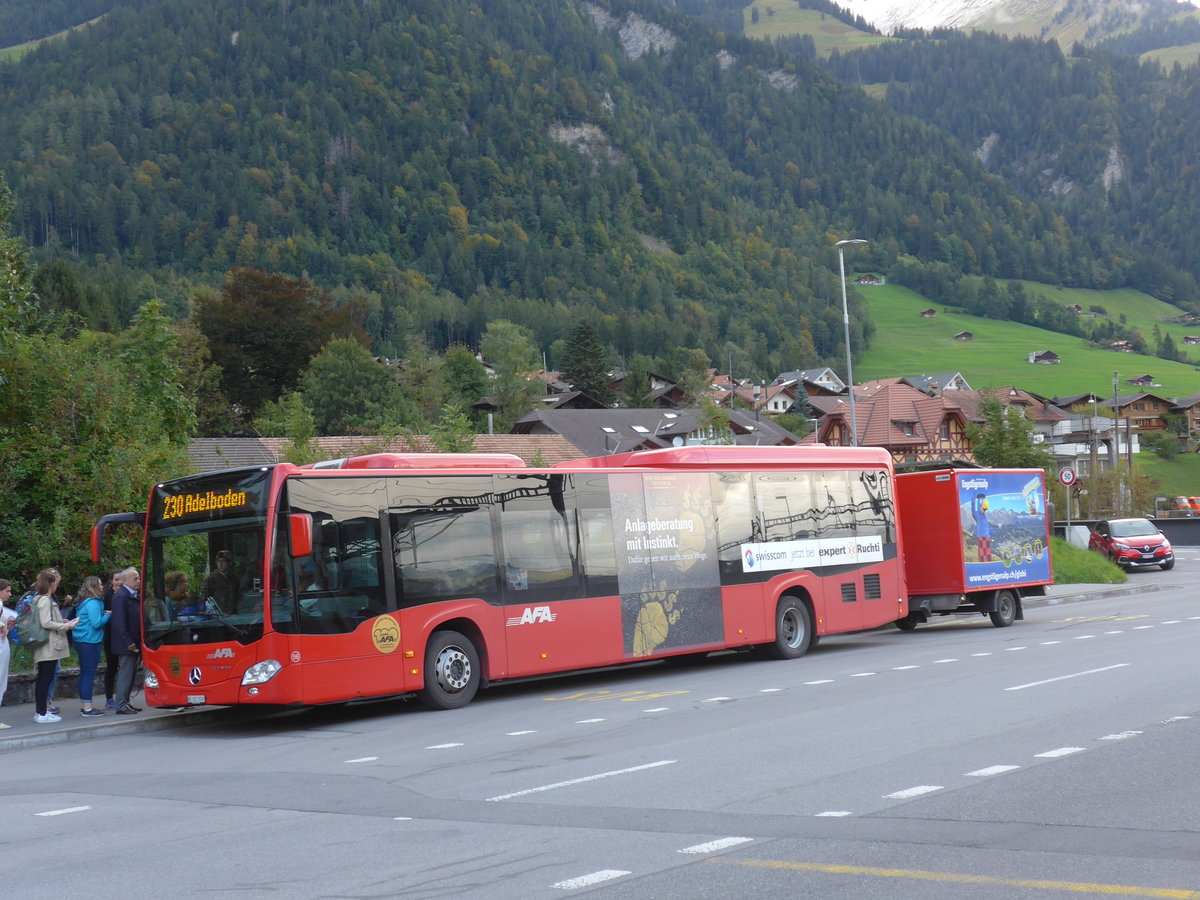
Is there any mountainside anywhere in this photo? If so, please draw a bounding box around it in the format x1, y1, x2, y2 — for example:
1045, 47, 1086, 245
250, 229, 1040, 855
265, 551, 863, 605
0, 0, 1136, 378
840, 0, 1200, 43
823, 29, 1200, 304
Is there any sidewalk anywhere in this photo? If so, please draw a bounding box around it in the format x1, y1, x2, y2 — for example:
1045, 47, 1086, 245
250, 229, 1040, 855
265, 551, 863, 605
0, 581, 1166, 752
0, 696, 227, 752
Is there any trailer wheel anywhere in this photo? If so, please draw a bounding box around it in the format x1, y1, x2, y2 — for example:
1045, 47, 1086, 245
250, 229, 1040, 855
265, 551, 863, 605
989, 591, 1017, 628
759, 596, 812, 660
895, 613, 920, 632
418, 630, 480, 710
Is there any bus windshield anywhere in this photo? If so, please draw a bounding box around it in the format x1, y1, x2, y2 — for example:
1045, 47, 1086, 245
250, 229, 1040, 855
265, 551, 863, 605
143, 468, 276, 649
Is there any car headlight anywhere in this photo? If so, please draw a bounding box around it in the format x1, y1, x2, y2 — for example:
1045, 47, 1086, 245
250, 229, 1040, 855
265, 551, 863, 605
143, 670, 160, 689
242, 659, 283, 686
1111, 542, 1132, 551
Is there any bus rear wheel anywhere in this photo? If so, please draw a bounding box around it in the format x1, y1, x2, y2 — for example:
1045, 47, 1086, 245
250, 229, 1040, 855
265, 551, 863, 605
759, 597, 812, 660
418, 630, 480, 710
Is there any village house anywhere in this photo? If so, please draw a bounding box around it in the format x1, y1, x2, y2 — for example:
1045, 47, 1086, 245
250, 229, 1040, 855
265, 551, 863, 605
1027, 350, 1060, 364
920, 308, 937, 318
813, 382, 974, 464
953, 331, 973, 341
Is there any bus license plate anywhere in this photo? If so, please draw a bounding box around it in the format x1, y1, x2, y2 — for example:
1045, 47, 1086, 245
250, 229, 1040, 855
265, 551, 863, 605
187, 695, 206, 705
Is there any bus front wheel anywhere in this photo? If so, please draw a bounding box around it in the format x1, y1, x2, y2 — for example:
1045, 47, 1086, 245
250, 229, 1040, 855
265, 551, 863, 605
759, 597, 812, 660
418, 630, 481, 710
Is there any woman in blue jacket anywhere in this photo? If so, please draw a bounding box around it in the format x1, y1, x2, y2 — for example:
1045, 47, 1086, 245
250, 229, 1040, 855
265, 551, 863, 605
73, 575, 111, 717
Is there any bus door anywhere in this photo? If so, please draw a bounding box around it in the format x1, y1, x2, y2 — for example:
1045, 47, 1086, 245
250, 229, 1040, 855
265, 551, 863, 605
281, 478, 397, 704
495, 473, 615, 676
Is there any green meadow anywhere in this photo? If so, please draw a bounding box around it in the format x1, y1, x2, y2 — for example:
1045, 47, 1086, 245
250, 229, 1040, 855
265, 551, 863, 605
855, 282, 1200, 401
742, 0, 890, 56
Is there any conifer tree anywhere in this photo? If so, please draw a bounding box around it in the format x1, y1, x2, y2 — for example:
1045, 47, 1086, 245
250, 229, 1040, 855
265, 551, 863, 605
559, 321, 614, 405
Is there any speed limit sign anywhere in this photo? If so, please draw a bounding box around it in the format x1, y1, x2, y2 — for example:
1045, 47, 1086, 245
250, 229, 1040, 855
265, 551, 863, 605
1059, 467, 1076, 487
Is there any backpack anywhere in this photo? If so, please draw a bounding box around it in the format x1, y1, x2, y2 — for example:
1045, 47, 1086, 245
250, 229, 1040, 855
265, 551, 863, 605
14, 593, 48, 649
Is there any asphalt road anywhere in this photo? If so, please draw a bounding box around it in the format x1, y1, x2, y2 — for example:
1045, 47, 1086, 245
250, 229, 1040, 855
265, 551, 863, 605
4, 558, 1200, 899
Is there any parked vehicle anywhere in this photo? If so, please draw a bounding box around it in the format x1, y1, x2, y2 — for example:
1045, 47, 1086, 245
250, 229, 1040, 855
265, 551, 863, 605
1088, 517, 1175, 571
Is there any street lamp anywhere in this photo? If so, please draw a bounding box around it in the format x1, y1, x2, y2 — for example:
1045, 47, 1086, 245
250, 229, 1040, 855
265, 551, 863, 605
836, 238, 868, 447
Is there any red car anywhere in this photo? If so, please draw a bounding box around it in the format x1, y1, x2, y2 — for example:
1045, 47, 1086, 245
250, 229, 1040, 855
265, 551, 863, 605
1088, 517, 1175, 571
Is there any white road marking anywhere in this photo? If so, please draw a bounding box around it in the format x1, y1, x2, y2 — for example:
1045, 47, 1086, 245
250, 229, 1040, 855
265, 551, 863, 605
1099, 731, 1142, 741
1162, 620, 1181, 625
1074, 635, 1096, 640
1005, 647, 1027, 651
393, 817, 412, 821
1105, 630, 1123, 634
815, 810, 853, 817
850, 672, 876, 677
702, 697, 733, 702
487, 760, 677, 802
933, 658, 958, 664
506, 730, 536, 736
760, 688, 782, 693
425, 743, 463, 750
1035, 747, 1085, 758
1005, 663, 1129, 691
804, 679, 834, 685
885, 785, 942, 799
36, 806, 90, 817
971, 652, 993, 657
553, 870, 630, 889
1040, 641, 1062, 645
966, 765, 1020, 777
643, 707, 669, 713
1134, 625, 1153, 630
575, 718, 606, 724
678, 837, 753, 854
893, 665, 919, 670
1162, 716, 1192, 724
344, 757, 378, 763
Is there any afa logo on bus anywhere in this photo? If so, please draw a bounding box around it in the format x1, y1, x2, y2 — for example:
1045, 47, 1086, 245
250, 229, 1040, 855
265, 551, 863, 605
507, 606, 557, 626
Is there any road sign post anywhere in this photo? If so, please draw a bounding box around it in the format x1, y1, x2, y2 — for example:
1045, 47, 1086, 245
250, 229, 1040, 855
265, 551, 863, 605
1059, 467, 1076, 530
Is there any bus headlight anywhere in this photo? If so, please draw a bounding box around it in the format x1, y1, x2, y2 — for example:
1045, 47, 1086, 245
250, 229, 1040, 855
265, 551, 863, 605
143, 670, 159, 689
242, 659, 283, 685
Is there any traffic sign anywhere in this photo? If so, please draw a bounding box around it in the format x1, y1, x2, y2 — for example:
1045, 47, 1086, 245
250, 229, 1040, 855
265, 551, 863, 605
1058, 467, 1076, 486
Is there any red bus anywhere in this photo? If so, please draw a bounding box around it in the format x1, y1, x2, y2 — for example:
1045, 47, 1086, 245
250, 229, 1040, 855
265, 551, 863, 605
92, 445, 906, 710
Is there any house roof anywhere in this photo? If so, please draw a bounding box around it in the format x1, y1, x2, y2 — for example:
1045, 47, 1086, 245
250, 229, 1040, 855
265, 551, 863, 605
952, 387, 1071, 426
818, 383, 968, 448
511, 408, 800, 457
188, 434, 586, 473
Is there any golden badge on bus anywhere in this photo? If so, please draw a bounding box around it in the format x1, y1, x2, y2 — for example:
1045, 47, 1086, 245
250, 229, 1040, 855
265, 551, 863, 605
371, 615, 401, 654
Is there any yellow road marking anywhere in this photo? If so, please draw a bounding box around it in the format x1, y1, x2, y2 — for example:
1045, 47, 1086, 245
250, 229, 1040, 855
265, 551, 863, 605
710, 859, 1200, 898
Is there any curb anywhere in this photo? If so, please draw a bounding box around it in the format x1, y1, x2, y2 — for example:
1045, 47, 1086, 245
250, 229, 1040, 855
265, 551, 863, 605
1028, 581, 1167, 607
0, 706, 231, 753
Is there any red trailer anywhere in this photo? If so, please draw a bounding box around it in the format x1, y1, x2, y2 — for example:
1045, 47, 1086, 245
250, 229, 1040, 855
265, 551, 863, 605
894, 468, 1052, 629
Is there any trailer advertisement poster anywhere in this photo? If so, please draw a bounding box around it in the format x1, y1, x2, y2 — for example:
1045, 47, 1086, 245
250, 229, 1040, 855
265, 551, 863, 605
958, 471, 1051, 587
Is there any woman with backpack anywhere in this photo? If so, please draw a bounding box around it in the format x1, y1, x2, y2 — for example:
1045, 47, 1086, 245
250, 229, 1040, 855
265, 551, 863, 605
32, 569, 78, 724
0, 579, 15, 729
73, 576, 110, 717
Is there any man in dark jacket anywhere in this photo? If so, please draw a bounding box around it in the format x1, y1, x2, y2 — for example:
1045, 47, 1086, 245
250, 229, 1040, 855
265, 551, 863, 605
110, 567, 143, 714
101, 569, 122, 709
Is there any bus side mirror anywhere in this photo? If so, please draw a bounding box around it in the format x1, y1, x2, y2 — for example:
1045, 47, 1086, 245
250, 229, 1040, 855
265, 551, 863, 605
289, 513, 313, 558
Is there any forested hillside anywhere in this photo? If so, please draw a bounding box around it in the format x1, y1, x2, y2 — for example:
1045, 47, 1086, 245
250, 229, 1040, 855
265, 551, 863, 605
823, 30, 1200, 305
0, 0, 1136, 376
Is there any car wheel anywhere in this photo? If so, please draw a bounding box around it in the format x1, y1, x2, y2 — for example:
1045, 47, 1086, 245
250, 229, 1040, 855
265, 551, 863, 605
1161, 559, 1175, 571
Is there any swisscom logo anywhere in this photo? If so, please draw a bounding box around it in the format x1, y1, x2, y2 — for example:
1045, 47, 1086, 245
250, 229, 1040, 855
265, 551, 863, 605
744, 549, 757, 569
